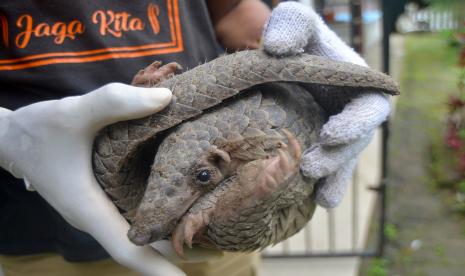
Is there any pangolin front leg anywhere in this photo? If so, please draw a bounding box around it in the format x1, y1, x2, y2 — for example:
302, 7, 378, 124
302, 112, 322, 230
249, 129, 302, 199
171, 130, 302, 257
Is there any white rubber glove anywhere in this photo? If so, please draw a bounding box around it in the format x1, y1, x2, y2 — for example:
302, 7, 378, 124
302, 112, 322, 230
0, 83, 187, 276
263, 2, 391, 208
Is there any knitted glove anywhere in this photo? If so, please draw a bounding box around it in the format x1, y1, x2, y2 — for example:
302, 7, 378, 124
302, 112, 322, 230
263, 2, 391, 208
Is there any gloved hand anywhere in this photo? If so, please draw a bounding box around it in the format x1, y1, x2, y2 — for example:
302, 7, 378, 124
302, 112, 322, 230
262, 2, 391, 208
0, 83, 187, 276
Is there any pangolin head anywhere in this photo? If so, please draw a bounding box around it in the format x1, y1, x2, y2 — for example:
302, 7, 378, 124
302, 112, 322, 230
127, 122, 305, 257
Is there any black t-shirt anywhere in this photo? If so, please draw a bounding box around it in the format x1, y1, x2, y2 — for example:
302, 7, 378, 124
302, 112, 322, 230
0, 0, 221, 261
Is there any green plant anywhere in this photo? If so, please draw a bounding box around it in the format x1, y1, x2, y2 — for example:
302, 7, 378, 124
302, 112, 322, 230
434, 244, 446, 258
459, 180, 465, 193
426, 0, 465, 10
460, 68, 465, 89
367, 258, 388, 276
441, 30, 462, 48
384, 223, 399, 242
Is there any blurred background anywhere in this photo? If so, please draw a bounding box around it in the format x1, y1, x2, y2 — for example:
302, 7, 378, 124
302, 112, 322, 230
260, 0, 465, 275
1, 1, 462, 275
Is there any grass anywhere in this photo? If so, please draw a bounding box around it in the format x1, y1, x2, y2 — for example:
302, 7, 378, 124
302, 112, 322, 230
424, 33, 465, 216
384, 223, 399, 242
398, 33, 460, 191
401, 33, 463, 190
363, 32, 461, 276
366, 258, 388, 276
396, 33, 459, 125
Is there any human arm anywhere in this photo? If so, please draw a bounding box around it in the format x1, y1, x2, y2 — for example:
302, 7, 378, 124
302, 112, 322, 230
263, 2, 391, 208
207, 0, 270, 51
0, 84, 187, 275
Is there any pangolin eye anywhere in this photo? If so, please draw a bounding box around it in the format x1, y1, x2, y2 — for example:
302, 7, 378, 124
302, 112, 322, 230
196, 170, 211, 183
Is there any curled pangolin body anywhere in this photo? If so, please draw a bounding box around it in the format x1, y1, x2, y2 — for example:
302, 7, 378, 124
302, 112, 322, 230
143, 83, 323, 250
92, 50, 399, 251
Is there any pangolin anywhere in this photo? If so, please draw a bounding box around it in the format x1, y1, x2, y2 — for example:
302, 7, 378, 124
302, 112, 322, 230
92, 50, 399, 256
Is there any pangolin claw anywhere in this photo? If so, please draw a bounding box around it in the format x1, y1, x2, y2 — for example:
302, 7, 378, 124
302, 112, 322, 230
132, 61, 182, 87
172, 209, 213, 258
253, 129, 302, 196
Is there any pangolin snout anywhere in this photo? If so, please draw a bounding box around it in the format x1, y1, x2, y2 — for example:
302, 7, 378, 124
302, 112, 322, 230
128, 188, 203, 246
127, 228, 153, 245
128, 224, 170, 246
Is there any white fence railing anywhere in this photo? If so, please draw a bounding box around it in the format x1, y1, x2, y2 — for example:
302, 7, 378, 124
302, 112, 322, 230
397, 5, 463, 33
415, 9, 461, 31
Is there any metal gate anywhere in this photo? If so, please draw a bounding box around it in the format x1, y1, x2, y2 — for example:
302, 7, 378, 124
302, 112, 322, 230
261, 0, 390, 259
262, 123, 388, 258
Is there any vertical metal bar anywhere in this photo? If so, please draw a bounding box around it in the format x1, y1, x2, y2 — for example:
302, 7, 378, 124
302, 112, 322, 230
382, 0, 390, 74
376, 121, 389, 257
377, 0, 392, 258
305, 223, 312, 252
449, 11, 454, 30
307, 0, 331, 257
350, 0, 363, 54
282, 238, 290, 255
313, 0, 326, 14
328, 209, 335, 252
349, 0, 363, 254
351, 165, 359, 250
441, 11, 445, 31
